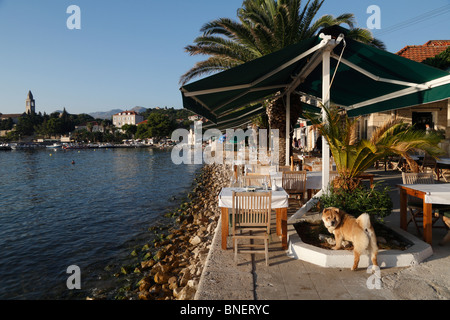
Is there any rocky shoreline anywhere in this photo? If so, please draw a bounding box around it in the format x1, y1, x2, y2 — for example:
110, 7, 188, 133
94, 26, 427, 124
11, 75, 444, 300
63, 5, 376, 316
91, 163, 231, 300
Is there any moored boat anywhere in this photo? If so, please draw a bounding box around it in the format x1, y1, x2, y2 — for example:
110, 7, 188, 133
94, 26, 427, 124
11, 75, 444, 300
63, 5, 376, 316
46, 143, 62, 149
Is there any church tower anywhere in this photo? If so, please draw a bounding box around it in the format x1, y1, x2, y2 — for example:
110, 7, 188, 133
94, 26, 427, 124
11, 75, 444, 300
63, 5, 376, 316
26, 90, 35, 114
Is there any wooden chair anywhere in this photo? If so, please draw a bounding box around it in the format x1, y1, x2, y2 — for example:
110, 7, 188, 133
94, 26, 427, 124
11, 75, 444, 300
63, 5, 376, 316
420, 154, 436, 176
231, 191, 272, 266
282, 171, 307, 200
278, 166, 292, 172
439, 212, 450, 246
242, 174, 270, 188
402, 172, 442, 235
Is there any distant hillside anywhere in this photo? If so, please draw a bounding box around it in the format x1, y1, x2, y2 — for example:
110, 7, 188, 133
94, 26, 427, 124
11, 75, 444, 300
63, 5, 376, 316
88, 109, 123, 120
131, 106, 147, 114
88, 106, 148, 119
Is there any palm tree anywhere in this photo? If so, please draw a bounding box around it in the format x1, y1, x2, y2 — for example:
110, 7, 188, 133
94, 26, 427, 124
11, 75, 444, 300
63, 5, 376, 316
180, 0, 385, 164
305, 105, 444, 191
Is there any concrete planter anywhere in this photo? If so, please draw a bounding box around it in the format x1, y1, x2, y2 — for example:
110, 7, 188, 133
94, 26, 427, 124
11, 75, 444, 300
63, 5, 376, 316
287, 223, 433, 268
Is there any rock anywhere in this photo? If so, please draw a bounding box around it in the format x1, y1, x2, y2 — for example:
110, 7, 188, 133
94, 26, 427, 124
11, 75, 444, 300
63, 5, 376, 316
117, 164, 232, 300
138, 292, 152, 300
154, 249, 166, 261
189, 235, 202, 246
154, 272, 170, 284
318, 234, 330, 241
377, 236, 387, 244
168, 276, 178, 290
174, 285, 196, 300
342, 240, 351, 248
179, 270, 191, 286
138, 277, 152, 292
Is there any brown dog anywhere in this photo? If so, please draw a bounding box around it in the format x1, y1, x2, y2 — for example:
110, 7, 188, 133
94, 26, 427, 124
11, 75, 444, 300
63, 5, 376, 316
322, 207, 378, 271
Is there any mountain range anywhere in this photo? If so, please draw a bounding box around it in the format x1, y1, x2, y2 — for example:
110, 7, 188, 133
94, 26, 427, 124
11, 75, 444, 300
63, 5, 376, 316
88, 106, 147, 120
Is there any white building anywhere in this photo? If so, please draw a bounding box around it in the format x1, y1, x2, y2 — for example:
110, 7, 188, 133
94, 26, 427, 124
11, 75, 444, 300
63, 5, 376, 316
112, 111, 144, 128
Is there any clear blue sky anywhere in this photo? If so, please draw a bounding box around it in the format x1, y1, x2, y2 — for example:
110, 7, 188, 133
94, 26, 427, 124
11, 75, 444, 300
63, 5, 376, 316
0, 0, 449, 115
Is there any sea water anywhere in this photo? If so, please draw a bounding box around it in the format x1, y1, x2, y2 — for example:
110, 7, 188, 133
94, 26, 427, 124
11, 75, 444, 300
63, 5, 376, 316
0, 147, 200, 299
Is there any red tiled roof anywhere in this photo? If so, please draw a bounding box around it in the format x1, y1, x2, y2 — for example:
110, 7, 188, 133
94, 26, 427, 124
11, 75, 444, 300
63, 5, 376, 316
114, 110, 139, 116
396, 40, 450, 63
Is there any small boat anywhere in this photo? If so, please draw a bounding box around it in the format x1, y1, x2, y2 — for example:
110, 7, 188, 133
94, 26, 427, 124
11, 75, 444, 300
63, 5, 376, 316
98, 143, 114, 148
46, 143, 62, 149
63, 143, 89, 150
10, 143, 39, 150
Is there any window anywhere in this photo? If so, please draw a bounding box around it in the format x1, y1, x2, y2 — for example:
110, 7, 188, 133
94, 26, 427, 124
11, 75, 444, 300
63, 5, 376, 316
412, 112, 433, 131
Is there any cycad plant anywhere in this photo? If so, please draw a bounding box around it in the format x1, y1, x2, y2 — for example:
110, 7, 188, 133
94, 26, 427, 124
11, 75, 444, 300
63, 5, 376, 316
305, 105, 444, 191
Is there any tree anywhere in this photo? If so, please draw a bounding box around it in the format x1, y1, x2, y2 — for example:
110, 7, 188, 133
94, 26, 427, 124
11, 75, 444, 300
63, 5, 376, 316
0, 117, 14, 130
180, 0, 385, 164
423, 47, 450, 71
146, 113, 176, 138
121, 124, 138, 138
305, 105, 444, 191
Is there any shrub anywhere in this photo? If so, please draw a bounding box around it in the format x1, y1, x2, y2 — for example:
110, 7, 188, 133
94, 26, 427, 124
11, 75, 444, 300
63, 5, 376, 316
319, 182, 393, 221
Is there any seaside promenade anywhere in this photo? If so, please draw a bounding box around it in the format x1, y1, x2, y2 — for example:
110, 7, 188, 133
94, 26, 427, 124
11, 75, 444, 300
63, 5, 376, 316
195, 168, 450, 300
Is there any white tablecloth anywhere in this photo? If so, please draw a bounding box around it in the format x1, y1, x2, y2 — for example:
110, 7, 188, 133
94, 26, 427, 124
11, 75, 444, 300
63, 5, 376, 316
400, 184, 450, 205
437, 158, 450, 166
218, 187, 289, 209
270, 171, 322, 190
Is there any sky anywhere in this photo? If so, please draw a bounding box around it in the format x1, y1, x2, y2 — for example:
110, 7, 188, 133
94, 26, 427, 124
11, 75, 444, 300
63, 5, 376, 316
0, 0, 449, 115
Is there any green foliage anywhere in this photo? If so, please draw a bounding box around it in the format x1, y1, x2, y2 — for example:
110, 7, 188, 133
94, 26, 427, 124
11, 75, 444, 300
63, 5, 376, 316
135, 108, 193, 139
319, 182, 393, 221
423, 47, 450, 71
0, 117, 14, 130
180, 0, 385, 84
305, 104, 444, 190
121, 124, 138, 137
14, 109, 89, 138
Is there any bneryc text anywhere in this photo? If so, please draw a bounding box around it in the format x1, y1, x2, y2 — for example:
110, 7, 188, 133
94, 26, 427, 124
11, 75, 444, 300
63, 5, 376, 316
180, 304, 270, 317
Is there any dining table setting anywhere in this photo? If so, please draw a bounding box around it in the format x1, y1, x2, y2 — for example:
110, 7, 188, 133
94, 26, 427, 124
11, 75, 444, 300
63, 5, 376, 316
218, 183, 289, 250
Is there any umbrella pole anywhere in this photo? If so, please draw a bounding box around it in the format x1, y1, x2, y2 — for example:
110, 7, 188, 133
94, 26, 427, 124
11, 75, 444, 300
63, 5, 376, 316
285, 93, 291, 166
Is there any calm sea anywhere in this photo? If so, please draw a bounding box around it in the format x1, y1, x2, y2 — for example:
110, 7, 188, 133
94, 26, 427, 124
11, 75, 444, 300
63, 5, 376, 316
0, 147, 201, 299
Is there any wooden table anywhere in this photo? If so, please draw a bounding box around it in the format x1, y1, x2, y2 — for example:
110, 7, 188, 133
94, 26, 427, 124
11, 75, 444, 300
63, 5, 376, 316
435, 158, 450, 182
398, 183, 450, 244
218, 187, 289, 250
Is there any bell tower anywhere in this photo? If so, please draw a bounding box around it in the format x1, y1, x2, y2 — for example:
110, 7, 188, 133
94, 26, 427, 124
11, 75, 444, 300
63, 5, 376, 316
26, 90, 35, 114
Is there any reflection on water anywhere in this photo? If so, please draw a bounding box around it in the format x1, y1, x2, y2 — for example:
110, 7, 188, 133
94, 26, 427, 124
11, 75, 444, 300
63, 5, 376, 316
0, 148, 200, 299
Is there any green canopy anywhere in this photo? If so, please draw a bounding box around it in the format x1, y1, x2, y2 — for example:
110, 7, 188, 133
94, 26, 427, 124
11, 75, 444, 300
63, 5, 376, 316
180, 27, 450, 126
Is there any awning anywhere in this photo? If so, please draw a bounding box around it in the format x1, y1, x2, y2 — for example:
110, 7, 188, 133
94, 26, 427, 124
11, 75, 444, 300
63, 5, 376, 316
180, 26, 450, 125
179, 26, 450, 192
181, 36, 323, 126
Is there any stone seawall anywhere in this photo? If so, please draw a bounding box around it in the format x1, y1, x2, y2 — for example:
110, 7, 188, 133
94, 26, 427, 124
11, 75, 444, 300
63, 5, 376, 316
133, 164, 230, 300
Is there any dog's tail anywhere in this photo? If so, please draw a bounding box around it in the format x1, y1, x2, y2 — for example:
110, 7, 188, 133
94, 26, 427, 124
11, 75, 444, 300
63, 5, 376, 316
357, 213, 378, 252
356, 213, 372, 233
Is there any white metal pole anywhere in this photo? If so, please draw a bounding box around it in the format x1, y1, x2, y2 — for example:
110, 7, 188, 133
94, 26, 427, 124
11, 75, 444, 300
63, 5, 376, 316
322, 49, 331, 191
285, 93, 291, 166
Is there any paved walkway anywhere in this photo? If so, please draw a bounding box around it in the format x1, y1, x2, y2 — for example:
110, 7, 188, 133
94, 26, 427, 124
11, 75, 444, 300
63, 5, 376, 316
195, 169, 450, 300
